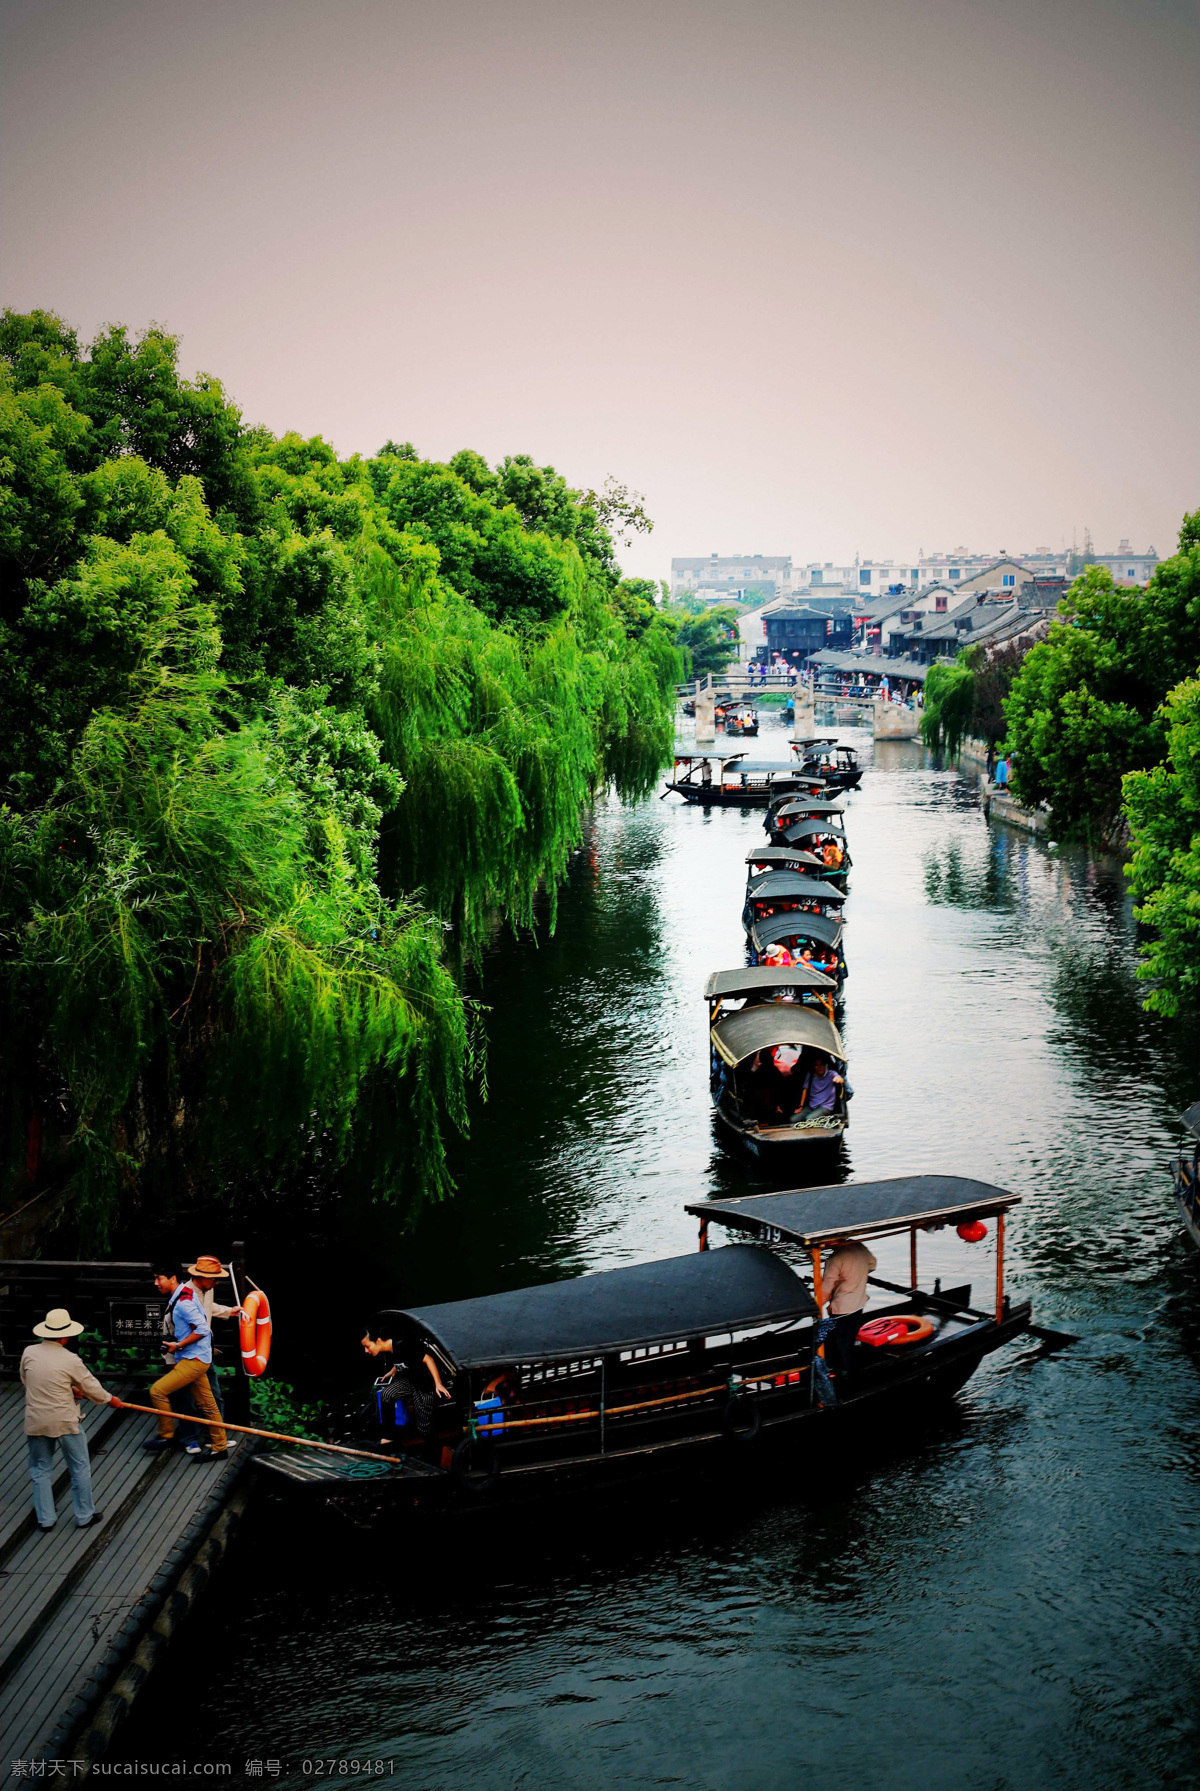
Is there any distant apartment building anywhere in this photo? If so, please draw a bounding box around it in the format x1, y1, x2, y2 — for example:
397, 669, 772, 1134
670, 555, 792, 602
1091, 541, 1159, 586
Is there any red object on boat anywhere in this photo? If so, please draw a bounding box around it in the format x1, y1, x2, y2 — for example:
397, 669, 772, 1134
956, 1220, 988, 1242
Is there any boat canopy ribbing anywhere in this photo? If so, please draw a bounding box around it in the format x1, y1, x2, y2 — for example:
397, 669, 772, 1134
686, 1175, 1021, 1246
770, 797, 846, 818
750, 911, 843, 952
711, 1005, 845, 1067
746, 872, 847, 904
781, 819, 848, 843
744, 847, 826, 870
383, 1246, 818, 1368
704, 965, 837, 1000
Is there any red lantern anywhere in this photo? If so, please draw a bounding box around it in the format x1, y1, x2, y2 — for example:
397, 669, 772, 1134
957, 1220, 988, 1243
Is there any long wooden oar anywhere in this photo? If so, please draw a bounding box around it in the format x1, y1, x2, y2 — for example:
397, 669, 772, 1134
111, 1399, 404, 1466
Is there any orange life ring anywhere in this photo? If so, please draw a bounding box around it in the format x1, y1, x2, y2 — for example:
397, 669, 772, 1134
857, 1314, 935, 1348
239, 1288, 272, 1377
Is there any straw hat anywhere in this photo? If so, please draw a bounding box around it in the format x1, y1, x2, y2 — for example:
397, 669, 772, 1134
184, 1255, 229, 1279
33, 1307, 85, 1339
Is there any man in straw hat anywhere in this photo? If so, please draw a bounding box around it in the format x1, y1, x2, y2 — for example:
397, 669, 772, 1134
151, 1256, 240, 1455
147, 1255, 228, 1459
21, 1308, 118, 1531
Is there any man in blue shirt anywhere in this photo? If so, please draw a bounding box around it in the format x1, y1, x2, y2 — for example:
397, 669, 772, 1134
146, 1260, 228, 1458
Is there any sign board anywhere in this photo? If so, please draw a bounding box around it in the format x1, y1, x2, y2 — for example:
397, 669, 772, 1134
109, 1299, 165, 1345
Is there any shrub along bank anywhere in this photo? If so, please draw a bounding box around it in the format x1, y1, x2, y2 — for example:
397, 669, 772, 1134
0, 310, 682, 1242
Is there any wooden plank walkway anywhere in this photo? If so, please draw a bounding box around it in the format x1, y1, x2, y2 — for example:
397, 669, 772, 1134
0, 1377, 252, 1764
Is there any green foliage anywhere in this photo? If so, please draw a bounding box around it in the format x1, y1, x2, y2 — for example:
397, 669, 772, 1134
249, 1372, 326, 1440
0, 306, 681, 1242
1002, 531, 1200, 841
667, 604, 739, 678
1123, 676, 1200, 1016
963, 639, 1028, 748
921, 662, 976, 757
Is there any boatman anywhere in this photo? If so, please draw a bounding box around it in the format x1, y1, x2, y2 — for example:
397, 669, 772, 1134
147, 1264, 228, 1460
821, 1238, 877, 1374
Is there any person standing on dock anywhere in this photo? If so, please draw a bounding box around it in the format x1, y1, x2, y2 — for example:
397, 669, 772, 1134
21, 1308, 117, 1531
146, 1265, 228, 1459
152, 1258, 239, 1454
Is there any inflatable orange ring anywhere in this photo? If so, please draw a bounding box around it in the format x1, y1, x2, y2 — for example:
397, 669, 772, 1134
239, 1287, 272, 1377
857, 1314, 935, 1348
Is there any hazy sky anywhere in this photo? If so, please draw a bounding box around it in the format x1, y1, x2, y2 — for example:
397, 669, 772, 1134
3, 0, 1196, 578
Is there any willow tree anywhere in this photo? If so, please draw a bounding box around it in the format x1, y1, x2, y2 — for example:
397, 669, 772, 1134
0, 307, 680, 1241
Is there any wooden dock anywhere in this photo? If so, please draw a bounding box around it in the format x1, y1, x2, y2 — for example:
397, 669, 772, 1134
0, 1376, 252, 1765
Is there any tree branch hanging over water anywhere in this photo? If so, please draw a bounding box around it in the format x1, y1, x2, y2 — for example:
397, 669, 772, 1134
0, 309, 682, 1241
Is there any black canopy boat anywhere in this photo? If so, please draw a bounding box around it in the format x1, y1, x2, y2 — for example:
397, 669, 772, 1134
777, 817, 851, 873
718, 700, 759, 737
748, 910, 846, 988
745, 844, 849, 895
254, 1176, 1038, 1510
1174, 1101, 1200, 1249
707, 969, 849, 1152
664, 752, 829, 808
742, 870, 847, 935
790, 737, 864, 791
766, 795, 846, 840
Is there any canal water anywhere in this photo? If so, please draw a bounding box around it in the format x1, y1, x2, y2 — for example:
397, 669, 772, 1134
116, 718, 1198, 1790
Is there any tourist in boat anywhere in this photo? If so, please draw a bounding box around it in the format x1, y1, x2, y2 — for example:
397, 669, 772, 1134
822, 840, 843, 869
361, 1329, 453, 1446
799, 1052, 844, 1114
820, 1238, 878, 1374
21, 1308, 117, 1531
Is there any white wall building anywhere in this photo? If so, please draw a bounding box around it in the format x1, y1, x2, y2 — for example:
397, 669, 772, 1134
1092, 541, 1159, 586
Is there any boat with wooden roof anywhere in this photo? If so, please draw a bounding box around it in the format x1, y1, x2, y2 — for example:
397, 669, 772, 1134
254, 1177, 1040, 1509
790, 736, 864, 790
766, 794, 846, 840
717, 699, 759, 736
776, 816, 851, 871
706, 967, 849, 1152
742, 870, 847, 936
745, 844, 849, 893
747, 910, 846, 987
664, 751, 829, 807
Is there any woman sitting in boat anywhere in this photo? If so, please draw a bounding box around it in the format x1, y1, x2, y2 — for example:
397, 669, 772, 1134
822, 840, 843, 868
361, 1329, 453, 1447
763, 941, 794, 968
798, 945, 837, 977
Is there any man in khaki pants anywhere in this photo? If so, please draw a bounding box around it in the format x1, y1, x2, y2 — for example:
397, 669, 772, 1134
147, 1259, 228, 1458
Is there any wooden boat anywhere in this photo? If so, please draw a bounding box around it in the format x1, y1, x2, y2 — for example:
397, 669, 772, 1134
766, 795, 846, 839
708, 968, 849, 1152
745, 845, 849, 895
791, 738, 864, 790
777, 817, 851, 872
664, 753, 828, 808
1175, 1102, 1200, 1249
742, 870, 847, 936
718, 700, 759, 737
254, 1177, 1036, 1509
748, 911, 846, 987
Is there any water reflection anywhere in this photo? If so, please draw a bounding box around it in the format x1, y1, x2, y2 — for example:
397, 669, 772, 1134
112, 723, 1199, 1790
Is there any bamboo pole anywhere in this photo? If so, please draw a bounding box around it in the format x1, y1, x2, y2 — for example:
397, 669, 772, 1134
995, 1212, 1006, 1321
110, 1400, 405, 1466
910, 1226, 918, 1290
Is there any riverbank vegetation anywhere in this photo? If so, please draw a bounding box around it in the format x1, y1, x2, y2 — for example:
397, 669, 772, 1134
923, 514, 1199, 1014
1001, 513, 1198, 1014
0, 310, 682, 1241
